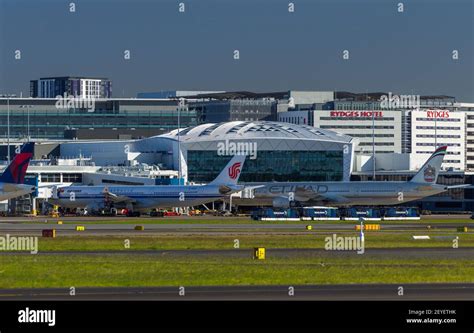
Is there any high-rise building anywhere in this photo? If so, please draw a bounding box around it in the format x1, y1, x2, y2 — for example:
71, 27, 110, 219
30, 76, 112, 98
410, 109, 465, 171
456, 103, 474, 170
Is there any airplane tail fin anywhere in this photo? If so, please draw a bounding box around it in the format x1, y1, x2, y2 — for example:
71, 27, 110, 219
209, 154, 246, 186
410, 145, 447, 184
0, 142, 34, 184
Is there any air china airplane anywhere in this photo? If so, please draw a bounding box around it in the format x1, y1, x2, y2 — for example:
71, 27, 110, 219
239, 146, 468, 208
50, 154, 246, 214
0, 142, 35, 201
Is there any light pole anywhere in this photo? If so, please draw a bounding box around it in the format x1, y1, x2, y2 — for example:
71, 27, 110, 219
372, 103, 375, 180
178, 100, 181, 185
20, 105, 33, 141
7, 97, 10, 163
367, 99, 376, 180
177, 98, 187, 185
359, 217, 365, 243
1, 94, 16, 216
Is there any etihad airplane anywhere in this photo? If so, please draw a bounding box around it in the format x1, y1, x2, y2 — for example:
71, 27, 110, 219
51, 154, 246, 214
0, 142, 35, 201
238, 146, 468, 208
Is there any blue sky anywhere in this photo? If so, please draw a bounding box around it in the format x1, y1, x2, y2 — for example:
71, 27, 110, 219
0, 0, 472, 101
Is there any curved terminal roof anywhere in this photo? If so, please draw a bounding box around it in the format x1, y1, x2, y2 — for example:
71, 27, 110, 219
160, 121, 353, 143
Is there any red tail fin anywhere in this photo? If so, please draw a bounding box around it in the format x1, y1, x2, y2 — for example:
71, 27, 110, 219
0, 142, 34, 184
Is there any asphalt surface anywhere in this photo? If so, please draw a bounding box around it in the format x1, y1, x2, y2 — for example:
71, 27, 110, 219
0, 214, 472, 222
0, 284, 472, 300
0, 247, 472, 259
0, 220, 474, 237
0, 214, 472, 236
2, 222, 472, 230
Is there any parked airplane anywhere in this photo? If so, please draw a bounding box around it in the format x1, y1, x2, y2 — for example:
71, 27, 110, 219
0, 142, 35, 201
50, 154, 246, 215
237, 146, 468, 208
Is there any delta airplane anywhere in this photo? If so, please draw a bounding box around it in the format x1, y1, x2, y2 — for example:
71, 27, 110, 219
240, 146, 468, 208
0, 142, 35, 201
50, 154, 246, 214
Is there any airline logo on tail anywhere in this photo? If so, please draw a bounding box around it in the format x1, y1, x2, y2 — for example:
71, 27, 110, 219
228, 162, 242, 180
0, 142, 34, 184
11, 151, 32, 184
423, 165, 436, 182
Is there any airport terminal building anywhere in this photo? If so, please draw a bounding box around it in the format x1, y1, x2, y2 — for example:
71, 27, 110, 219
0, 97, 197, 142
0, 93, 283, 143
59, 121, 356, 183
1, 90, 474, 213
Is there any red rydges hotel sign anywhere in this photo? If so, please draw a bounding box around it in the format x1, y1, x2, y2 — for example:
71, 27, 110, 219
330, 111, 384, 117
426, 110, 450, 118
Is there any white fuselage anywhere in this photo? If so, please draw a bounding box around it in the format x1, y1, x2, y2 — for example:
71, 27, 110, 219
50, 184, 241, 211
236, 181, 447, 206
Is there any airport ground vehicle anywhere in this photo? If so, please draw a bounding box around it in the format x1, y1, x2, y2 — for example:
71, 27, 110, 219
251, 208, 300, 221
251, 206, 421, 221
188, 209, 203, 216
301, 206, 339, 221
149, 209, 164, 217
163, 210, 181, 217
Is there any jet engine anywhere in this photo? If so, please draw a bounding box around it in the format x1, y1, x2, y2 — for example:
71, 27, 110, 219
272, 196, 291, 209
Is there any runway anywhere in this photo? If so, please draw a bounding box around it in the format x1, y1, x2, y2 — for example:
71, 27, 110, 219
1, 247, 473, 259
0, 283, 473, 300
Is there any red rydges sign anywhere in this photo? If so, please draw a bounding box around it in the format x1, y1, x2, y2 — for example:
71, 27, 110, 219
329, 111, 384, 117
426, 110, 449, 118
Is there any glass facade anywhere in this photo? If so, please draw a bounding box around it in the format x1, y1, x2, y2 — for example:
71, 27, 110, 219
187, 150, 344, 182
189, 100, 277, 123
0, 99, 197, 139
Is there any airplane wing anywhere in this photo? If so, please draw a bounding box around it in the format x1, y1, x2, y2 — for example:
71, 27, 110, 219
293, 186, 349, 204
218, 185, 233, 194
244, 185, 265, 190
446, 184, 471, 189
318, 194, 350, 204
103, 188, 136, 204
294, 186, 329, 201
3, 183, 33, 193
